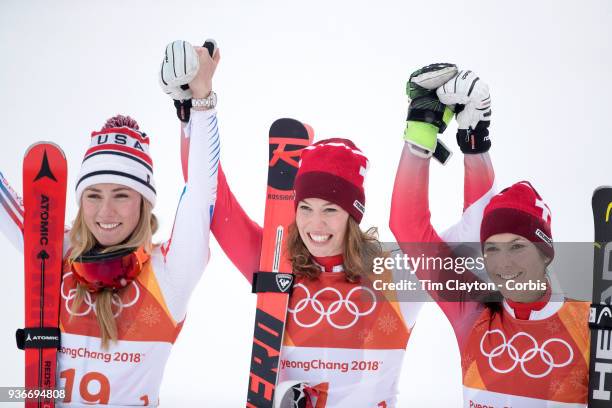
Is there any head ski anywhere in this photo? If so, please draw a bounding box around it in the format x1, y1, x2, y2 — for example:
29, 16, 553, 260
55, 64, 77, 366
588, 186, 612, 406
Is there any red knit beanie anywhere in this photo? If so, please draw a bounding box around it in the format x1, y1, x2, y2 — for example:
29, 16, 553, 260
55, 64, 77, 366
481, 181, 554, 259
294, 138, 369, 223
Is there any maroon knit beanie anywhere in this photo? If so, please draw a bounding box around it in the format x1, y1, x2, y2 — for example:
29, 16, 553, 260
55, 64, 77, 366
481, 181, 554, 259
294, 138, 369, 223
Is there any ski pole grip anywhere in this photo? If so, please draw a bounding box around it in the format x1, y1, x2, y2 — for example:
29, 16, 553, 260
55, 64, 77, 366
589, 303, 612, 330
203, 39, 217, 58
252, 272, 294, 294
432, 139, 452, 165
16, 327, 61, 350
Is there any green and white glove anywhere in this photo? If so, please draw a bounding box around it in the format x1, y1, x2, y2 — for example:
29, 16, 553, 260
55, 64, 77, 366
404, 63, 457, 163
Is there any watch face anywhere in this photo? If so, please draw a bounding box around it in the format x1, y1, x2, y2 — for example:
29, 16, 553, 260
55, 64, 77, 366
209, 92, 217, 107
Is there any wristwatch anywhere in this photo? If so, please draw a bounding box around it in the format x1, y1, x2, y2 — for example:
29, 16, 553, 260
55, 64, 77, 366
192, 91, 217, 110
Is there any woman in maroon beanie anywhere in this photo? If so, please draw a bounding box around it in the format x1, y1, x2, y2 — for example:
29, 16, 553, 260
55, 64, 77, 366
390, 64, 590, 407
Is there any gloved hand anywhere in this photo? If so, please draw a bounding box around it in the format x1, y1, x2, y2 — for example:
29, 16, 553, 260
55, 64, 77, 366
404, 63, 457, 163
274, 380, 328, 408
159, 39, 217, 122
436, 69, 492, 154
159, 40, 200, 100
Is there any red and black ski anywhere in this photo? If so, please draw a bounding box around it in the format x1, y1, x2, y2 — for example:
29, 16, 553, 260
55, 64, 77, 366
17, 142, 67, 408
588, 186, 612, 407
246, 119, 313, 408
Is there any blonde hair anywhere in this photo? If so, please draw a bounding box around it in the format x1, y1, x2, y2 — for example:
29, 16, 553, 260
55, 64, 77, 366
68, 197, 157, 349
287, 217, 384, 282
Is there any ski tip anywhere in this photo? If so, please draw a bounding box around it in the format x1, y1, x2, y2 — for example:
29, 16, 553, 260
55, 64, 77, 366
269, 118, 311, 141
270, 117, 301, 127
593, 186, 612, 196
302, 122, 315, 143
592, 187, 612, 233
24, 141, 67, 159
592, 186, 612, 210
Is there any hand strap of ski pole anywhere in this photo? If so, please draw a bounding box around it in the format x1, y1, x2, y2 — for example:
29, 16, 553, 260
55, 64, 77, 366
252, 272, 294, 294
589, 303, 612, 330
15, 327, 61, 350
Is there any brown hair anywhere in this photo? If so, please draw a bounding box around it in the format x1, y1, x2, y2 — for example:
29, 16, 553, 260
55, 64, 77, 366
287, 217, 384, 282
68, 197, 157, 349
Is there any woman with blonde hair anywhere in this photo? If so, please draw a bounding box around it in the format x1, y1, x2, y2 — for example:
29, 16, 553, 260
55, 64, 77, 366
1, 45, 220, 406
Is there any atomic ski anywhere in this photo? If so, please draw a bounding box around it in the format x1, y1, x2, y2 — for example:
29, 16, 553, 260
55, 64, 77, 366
17, 142, 67, 408
588, 186, 612, 406
246, 119, 313, 408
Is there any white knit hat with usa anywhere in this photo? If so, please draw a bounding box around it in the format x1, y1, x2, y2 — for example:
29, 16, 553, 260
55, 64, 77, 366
75, 115, 156, 207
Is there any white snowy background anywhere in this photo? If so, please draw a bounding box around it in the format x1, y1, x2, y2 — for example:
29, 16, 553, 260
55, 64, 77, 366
1, 0, 611, 406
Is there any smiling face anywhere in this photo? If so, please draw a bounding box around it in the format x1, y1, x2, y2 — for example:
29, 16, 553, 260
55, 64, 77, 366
483, 232, 550, 302
81, 183, 142, 247
295, 198, 350, 257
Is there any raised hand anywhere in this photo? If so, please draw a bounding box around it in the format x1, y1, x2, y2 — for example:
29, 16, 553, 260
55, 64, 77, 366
404, 63, 457, 162
437, 70, 492, 154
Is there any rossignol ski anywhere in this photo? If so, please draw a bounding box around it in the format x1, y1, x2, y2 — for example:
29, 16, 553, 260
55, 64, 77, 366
588, 186, 612, 406
16, 142, 67, 408
246, 119, 313, 408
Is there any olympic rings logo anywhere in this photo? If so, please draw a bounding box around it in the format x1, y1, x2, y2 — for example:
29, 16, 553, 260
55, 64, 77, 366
61, 272, 140, 318
479, 329, 573, 379
287, 284, 377, 329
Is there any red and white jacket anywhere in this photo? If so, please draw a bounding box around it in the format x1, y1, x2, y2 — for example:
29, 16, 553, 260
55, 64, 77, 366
389, 143, 589, 407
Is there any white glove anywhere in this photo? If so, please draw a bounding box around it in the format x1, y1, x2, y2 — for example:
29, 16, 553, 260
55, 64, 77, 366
274, 381, 311, 408
159, 40, 199, 100
436, 70, 491, 130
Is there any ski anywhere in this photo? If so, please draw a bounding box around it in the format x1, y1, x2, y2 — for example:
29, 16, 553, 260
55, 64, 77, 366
588, 186, 612, 406
17, 142, 67, 408
246, 119, 313, 408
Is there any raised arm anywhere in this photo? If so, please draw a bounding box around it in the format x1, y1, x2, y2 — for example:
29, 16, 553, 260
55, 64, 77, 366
389, 144, 441, 245
210, 165, 262, 284
390, 64, 494, 346
437, 68, 496, 243
168, 43, 262, 285
464, 153, 495, 210
439, 153, 496, 243
155, 44, 221, 321
0, 171, 24, 252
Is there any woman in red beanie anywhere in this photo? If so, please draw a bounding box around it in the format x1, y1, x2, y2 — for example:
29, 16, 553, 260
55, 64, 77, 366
390, 64, 589, 407
210, 137, 426, 407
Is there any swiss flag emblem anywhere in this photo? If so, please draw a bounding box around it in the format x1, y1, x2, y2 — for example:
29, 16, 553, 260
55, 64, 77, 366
535, 198, 551, 222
